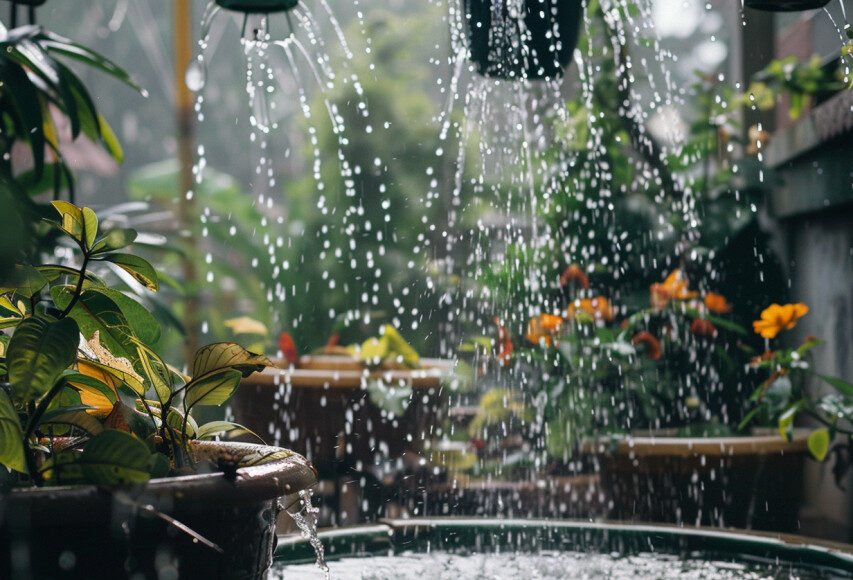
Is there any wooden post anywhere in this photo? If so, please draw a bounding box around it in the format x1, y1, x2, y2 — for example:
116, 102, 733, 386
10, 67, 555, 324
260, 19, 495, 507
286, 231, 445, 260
174, 0, 199, 366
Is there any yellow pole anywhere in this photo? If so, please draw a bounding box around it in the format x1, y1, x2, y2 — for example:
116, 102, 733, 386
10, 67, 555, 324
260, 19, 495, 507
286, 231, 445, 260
174, 0, 199, 366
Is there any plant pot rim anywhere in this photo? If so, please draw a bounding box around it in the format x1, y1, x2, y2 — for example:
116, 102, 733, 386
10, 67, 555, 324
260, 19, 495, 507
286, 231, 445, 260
240, 356, 454, 390
5, 441, 318, 522
586, 429, 809, 458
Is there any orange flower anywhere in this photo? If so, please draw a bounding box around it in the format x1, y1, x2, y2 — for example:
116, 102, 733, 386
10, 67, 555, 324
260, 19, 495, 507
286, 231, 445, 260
559, 264, 589, 290
650, 283, 670, 309
704, 292, 732, 314
749, 350, 775, 366
494, 318, 513, 367
566, 296, 615, 323
632, 332, 662, 360
752, 303, 809, 339
526, 313, 563, 347
690, 318, 717, 337
650, 269, 698, 308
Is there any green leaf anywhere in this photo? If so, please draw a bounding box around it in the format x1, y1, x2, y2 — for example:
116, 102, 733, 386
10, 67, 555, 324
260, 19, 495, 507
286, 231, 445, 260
166, 407, 198, 437
807, 428, 830, 461
184, 368, 242, 410
136, 345, 171, 405
0, 390, 27, 473
89, 287, 160, 345
817, 374, 853, 397
191, 342, 274, 379
778, 413, 794, 441
40, 30, 145, 93
91, 228, 138, 254
99, 253, 159, 291
97, 114, 123, 164
0, 59, 45, 177
737, 406, 761, 432
701, 313, 748, 336
148, 452, 171, 478
50, 201, 85, 243
80, 429, 151, 486
0, 264, 48, 298
82, 207, 98, 249
41, 450, 85, 483
51, 286, 137, 361
7, 317, 79, 405
196, 420, 262, 442
39, 406, 104, 435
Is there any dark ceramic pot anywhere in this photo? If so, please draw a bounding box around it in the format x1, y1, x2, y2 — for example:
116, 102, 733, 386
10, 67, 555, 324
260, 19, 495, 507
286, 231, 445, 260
0, 0, 49, 6
0, 441, 317, 580
463, 0, 584, 80
215, 0, 298, 13
597, 432, 808, 532
744, 0, 831, 11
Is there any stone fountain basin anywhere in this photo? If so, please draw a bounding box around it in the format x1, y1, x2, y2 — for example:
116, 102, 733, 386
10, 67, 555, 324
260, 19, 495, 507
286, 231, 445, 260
275, 517, 853, 578
0, 441, 317, 580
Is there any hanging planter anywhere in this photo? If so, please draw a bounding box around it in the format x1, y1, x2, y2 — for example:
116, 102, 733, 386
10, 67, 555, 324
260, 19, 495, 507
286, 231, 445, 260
743, 0, 830, 11
463, 0, 584, 80
215, 0, 298, 13
0, 0, 49, 6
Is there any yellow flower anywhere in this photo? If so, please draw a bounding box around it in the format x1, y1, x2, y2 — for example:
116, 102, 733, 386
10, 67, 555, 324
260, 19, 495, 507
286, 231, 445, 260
566, 296, 615, 323
526, 314, 563, 347
753, 303, 809, 339
224, 316, 268, 336
650, 269, 698, 309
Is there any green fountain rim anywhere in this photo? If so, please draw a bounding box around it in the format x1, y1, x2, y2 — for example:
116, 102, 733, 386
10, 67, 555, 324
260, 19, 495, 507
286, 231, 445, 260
275, 517, 853, 575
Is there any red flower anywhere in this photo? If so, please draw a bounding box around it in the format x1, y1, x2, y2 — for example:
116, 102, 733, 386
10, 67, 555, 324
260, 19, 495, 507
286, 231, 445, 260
278, 332, 298, 366
560, 264, 589, 290
690, 318, 717, 337
494, 317, 513, 367
632, 332, 662, 360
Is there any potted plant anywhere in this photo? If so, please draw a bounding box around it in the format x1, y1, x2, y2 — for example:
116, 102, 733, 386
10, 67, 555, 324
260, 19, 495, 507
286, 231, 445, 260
740, 303, 853, 488
461, 0, 584, 80
215, 0, 298, 14
744, 0, 831, 12
0, 23, 317, 579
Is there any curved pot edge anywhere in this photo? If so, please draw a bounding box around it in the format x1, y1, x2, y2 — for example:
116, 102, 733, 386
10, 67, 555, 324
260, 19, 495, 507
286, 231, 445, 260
3, 441, 318, 519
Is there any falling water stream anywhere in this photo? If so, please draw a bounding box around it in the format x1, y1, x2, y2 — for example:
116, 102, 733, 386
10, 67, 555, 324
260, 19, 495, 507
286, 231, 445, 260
283, 489, 330, 579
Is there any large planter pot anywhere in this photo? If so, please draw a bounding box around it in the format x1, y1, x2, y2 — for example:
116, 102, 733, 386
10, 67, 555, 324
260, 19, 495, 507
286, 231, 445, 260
0, 441, 317, 580
215, 0, 298, 13
597, 431, 808, 532
232, 357, 453, 475
462, 0, 584, 80
743, 0, 830, 11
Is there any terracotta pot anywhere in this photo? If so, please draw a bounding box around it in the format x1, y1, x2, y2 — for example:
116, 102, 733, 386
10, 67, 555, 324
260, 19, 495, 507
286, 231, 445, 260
232, 359, 453, 475
744, 0, 830, 11
0, 441, 316, 580
462, 0, 584, 80
597, 432, 808, 532
215, 0, 298, 13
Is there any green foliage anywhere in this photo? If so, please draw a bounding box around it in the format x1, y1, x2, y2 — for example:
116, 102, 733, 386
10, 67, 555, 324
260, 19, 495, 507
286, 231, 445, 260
78, 429, 151, 486
741, 329, 853, 481
0, 390, 26, 473
0, 200, 274, 488
7, 317, 79, 405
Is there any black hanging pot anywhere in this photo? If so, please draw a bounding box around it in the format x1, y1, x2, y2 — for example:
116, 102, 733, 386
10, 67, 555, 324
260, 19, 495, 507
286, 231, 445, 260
215, 0, 298, 13
743, 0, 830, 11
0, 0, 49, 6
463, 0, 584, 80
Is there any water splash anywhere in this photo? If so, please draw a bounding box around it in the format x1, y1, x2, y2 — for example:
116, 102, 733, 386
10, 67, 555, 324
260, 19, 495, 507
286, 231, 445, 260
284, 489, 330, 579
